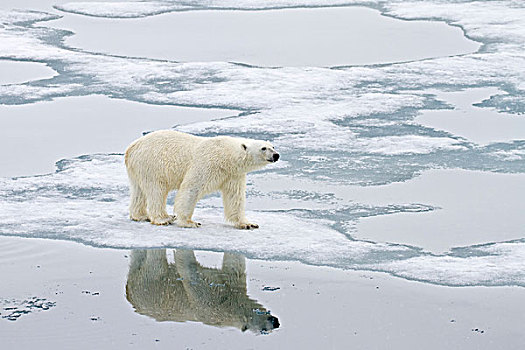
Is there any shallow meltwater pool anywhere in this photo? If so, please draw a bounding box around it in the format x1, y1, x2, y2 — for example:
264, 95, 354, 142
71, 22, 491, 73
47, 6, 481, 66
2, 237, 525, 349
0, 60, 56, 85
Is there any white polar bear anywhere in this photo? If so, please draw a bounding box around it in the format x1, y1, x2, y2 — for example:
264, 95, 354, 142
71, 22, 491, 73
124, 130, 279, 229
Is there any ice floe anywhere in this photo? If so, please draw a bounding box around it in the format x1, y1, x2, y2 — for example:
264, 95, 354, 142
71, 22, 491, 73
0, 154, 524, 287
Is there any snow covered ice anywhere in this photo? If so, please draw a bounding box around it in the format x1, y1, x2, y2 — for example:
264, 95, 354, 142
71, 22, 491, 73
0, 0, 524, 288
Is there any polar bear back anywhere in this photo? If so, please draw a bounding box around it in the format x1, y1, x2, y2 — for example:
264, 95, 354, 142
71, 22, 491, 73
125, 130, 198, 191
125, 130, 247, 193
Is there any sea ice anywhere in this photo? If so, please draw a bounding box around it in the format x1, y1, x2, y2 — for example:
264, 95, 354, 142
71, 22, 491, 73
0, 0, 524, 288
0, 154, 524, 287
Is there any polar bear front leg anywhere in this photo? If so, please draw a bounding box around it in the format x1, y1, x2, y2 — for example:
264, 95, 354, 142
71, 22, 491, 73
221, 175, 258, 230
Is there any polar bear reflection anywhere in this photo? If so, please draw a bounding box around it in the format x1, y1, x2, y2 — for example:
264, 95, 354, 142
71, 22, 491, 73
126, 249, 280, 333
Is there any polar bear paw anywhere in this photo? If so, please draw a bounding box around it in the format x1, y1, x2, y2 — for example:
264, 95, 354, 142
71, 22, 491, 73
130, 214, 149, 222
235, 222, 259, 230
150, 215, 176, 226
176, 219, 202, 228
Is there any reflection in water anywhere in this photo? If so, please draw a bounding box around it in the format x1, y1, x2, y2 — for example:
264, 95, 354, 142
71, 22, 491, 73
126, 249, 280, 333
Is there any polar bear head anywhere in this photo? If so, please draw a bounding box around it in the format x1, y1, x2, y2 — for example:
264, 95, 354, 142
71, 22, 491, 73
241, 139, 280, 169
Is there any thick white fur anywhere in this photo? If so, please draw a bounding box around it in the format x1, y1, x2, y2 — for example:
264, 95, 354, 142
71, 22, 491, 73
124, 130, 278, 229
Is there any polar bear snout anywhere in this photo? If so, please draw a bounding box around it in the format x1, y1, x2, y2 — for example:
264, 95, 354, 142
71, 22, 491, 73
266, 152, 279, 162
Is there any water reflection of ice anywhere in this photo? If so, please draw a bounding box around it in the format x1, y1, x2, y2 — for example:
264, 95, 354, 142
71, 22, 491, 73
0, 0, 524, 288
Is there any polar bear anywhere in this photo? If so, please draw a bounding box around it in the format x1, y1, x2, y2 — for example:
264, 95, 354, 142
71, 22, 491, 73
126, 249, 280, 333
124, 130, 279, 229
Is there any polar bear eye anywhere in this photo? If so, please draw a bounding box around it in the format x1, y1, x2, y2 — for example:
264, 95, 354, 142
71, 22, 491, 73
261, 147, 267, 151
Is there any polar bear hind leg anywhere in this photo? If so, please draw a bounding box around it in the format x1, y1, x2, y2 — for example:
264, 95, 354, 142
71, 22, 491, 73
129, 181, 149, 222
142, 182, 173, 225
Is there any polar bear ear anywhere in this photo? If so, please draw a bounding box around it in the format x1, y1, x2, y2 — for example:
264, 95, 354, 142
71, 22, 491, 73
241, 143, 247, 151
